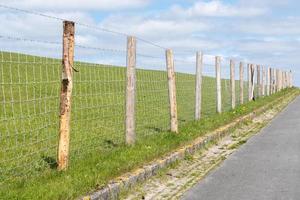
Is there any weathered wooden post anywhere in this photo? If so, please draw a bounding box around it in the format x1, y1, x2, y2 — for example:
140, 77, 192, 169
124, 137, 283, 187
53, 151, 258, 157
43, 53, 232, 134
267, 67, 270, 96
257, 65, 261, 97
285, 71, 288, 88
270, 68, 273, 94
230, 59, 235, 109
166, 49, 178, 133
278, 69, 281, 91
239, 62, 244, 104
272, 69, 277, 94
248, 64, 252, 101
125, 36, 137, 145
278, 70, 281, 91
216, 56, 222, 113
285, 71, 287, 89
282, 70, 284, 90
195, 51, 203, 120
290, 70, 293, 87
250, 64, 255, 100
282, 70, 284, 89
262, 66, 265, 96
276, 69, 279, 92
58, 21, 75, 171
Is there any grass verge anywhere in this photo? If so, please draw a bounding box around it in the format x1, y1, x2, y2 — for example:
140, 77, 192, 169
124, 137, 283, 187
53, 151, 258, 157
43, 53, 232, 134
1, 88, 299, 200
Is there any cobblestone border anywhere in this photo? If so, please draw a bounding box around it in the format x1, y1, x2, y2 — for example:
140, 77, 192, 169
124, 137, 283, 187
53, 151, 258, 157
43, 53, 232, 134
81, 92, 298, 200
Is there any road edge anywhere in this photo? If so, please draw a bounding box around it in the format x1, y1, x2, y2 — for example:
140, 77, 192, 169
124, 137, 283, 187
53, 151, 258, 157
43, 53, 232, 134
81, 91, 299, 200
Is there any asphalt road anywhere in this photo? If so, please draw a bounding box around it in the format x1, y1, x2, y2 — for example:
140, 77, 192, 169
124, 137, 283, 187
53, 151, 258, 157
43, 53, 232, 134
182, 96, 300, 200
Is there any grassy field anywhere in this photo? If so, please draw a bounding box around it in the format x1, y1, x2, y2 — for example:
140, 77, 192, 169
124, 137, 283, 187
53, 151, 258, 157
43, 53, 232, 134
0, 51, 276, 199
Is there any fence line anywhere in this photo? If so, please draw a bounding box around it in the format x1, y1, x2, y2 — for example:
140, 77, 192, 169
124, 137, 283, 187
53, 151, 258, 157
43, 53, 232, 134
0, 7, 294, 184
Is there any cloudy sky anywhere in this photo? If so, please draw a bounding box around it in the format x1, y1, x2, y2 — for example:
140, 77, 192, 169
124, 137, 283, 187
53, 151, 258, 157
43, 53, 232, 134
0, 0, 299, 85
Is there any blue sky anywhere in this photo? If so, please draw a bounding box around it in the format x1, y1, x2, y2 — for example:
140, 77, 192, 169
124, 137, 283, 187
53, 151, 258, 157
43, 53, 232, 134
0, 0, 299, 85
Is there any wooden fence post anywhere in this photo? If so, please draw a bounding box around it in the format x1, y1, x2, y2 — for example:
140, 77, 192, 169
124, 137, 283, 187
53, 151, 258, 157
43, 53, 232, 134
195, 51, 203, 120
275, 69, 280, 92
287, 71, 290, 88
230, 59, 235, 109
58, 21, 75, 171
125, 36, 137, 145
239, 62, 244, 104
166, 49, 178, 133
270, 68, 273, 94
282, 70, 284, 89
248, 64, 252, 101
267, 67, 270, 96
286, 71, 288, 88
278, 69, 281, 91
250, 64, 255, 100
283, 71, 287, 88
273, 69, 276, 93
278, 70, 281, 91
290, 70, 293, 87
262, 66, 265, 96
216, 56, 222, 113
284, 71, 288, 88
257, 65, 261, 97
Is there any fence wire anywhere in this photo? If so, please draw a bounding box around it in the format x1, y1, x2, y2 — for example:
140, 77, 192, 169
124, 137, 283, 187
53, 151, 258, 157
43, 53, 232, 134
0, 37, 61, 182
70, 25, 127, 159
221, 58, 232, 112
136, 41, 169, 139
0, 4, 287, 187
202, 55, 216, 117
174, 54, 196, 124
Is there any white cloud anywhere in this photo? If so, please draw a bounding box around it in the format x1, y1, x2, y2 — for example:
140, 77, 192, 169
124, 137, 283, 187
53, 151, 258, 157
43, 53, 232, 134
101, 14, 210, 40
0, 0, 299, 85
0, 0, 150, 11
169, 1, 268, 18
236, 19, 300, 36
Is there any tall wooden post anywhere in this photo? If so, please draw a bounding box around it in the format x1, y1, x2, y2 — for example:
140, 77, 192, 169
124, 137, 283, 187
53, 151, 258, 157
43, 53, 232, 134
166, 49, 178, 133
248, 64, 252, 101
58, 21, 75, 171
282, 71, 285, 89
286, 71, 288, 88
288, 71, 290, 88
270, 68, 273, 94
272, 69, 277, 94
262, 66, 265, 96
216, 56, 222, 113
257, 65, 261, 97
267, 67, 270, 96
290, 70, 293, 87
230, 59, 235, 109
277, 70, 281, 91
250, 64, 255, 100
283, 71, 287, 88
125, 36, 137, 145
195, 51, 203, 120
239, 62, 244, 104
284, 71, 288, 88
276, 69, 280, 92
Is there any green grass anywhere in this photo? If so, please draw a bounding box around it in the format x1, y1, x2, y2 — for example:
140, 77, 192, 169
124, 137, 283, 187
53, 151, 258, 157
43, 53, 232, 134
0, 52, 297, 199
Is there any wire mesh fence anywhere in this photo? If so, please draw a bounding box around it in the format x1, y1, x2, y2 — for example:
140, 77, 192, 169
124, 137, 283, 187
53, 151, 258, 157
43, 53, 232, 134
0, 37, 61, 182
70, 25, 127, 160
135, 40, 169, 140
0, 5, 292, 186
174, 53, 196, 124
202, 55, 216, 117
221, 57, 232, 112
